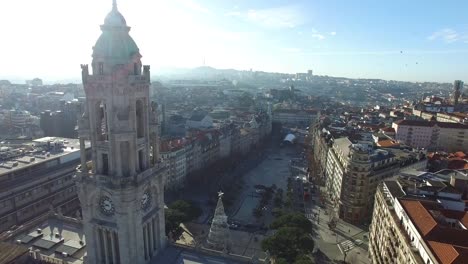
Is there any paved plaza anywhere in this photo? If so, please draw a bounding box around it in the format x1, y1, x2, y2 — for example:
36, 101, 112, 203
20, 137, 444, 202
168, 134, 372, 263
304, 186, 371, 264
230, 144, 298, 224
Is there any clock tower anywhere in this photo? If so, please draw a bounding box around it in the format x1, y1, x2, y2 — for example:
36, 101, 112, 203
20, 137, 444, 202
76, 1, 166, 263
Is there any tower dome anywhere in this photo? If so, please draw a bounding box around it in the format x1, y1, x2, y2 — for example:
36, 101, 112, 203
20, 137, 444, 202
92, 0, 140, 69
104, 0, 127, 26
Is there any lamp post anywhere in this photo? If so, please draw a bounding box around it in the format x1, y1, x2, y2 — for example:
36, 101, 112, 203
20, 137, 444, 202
343, 245, 350, 263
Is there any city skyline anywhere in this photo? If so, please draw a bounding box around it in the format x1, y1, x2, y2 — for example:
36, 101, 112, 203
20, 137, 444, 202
1, 0, 468, 83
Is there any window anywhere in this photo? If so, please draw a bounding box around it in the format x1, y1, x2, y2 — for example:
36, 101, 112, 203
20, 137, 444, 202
136, 100, 144, 138
96, 101, 108, 141
134, 63, 139, 75
102, 153, 109, 175
99, 62, 104, 75
139, 150, 144, 171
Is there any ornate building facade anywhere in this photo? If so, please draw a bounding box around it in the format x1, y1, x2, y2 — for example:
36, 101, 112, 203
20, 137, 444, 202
76, 1, 166, 263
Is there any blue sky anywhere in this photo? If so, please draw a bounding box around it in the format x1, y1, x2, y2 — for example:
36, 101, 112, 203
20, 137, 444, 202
1, 0, 467, 82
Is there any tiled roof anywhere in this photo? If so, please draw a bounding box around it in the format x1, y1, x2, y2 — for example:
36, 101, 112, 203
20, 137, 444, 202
400, 199, 468, 264
461, 213, 468, 228
400, 200, 437, 236
381, 127, 396, 133
394, 120, 468, 129
428, 241, 459, 264
427, 227, 468, 248
377, 139, 400, 148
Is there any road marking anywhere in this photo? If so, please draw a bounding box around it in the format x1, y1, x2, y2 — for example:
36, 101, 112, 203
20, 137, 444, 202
338, 240, 356, 253
305, 213, 315, 219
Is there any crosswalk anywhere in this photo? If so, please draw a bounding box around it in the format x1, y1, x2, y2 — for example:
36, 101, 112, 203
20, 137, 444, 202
338, 240, 356, 253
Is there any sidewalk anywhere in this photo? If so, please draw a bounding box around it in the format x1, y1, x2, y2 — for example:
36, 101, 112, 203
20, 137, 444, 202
305, 188, 370, 264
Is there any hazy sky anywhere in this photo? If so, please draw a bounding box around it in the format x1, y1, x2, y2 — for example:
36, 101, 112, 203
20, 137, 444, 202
1, 0, 468, 82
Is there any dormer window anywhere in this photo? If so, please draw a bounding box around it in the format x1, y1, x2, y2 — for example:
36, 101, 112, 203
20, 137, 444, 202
134, 63, 139, 75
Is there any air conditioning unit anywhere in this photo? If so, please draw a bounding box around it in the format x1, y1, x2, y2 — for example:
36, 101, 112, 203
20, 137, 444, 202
55, 232, 61, 238
37, 228, 42, 234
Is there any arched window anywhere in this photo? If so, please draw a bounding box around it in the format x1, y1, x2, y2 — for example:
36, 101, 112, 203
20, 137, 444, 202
136, 100, 144, 138
96, 101, 108, 141
99, 62, 104, 75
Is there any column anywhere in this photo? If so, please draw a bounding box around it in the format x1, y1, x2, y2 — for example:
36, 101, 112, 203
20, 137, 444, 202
110, 231, 118, 264
152, 218, 157, 251
80, 137, 87, 174
102, 229, 110, 264
97, 227, 104, 264
143, 225, 148, 260
148, 221, 153, 256
113, 232, 120, 264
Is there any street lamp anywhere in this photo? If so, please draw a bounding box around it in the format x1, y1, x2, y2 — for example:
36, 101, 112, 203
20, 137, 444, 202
343, 245, 350, 263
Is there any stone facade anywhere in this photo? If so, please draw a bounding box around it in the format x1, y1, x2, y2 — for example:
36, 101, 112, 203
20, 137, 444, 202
369, 183, 424, 264
369, 177, 468, 264
392, 120, 468, 152
75, 2, 166, 263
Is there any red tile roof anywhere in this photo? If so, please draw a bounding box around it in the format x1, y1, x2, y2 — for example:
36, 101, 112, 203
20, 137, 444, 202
394, 120, 468, 129
400, 200, 437, 236
381, 127, 396, 133
377, 139, 400, 148
428, 241, 459, 264
400, 199, 468, 264
460, 213, 468, 228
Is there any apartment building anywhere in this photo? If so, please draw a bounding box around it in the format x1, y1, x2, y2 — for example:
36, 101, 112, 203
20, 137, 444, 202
160, 138, 187, 191
436, 112, 468, 124
369, 174, 468, 264
392, 120, 468, 152
272, 109, 317, 125
325, 138, 427, 224
0, 137, 90, 233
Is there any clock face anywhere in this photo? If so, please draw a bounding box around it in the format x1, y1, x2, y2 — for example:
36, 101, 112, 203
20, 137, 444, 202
99, 196, 115, 216
141, 190, 152, 211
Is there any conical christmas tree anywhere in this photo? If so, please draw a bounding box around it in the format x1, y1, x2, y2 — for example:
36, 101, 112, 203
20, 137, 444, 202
206, 191, 231, 251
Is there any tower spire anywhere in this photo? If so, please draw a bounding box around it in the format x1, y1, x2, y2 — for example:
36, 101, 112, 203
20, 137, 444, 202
113, 0, 118, 11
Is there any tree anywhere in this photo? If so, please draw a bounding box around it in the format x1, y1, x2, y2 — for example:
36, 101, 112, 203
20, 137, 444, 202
165, 200, 202, 234
276, 258, 288, 264
295, 255, 315, 264
169, 200, 202, 222
165, 208, 185, 235
270, 213, 312, 232
238, 92, 254, 108
261, 227, 314, 262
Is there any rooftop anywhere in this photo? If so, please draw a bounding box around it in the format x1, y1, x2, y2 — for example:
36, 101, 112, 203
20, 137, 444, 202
399, 199, 468, 264
12, 216, 85, 264
394, 120, 468, 129
334, 137, 352, 158
0, 242, 29, 264
0, 137, 85, 176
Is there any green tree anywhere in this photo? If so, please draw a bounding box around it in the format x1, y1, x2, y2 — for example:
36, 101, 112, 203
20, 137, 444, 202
270, 213, 312, 232
276, 258, 288, 264
165, 200, 203, 234
165, 208, 185, 235
295, 255, 315, 264
238, 92, 254, 107
169, 200, 202, 221
261, 227, 314, 262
